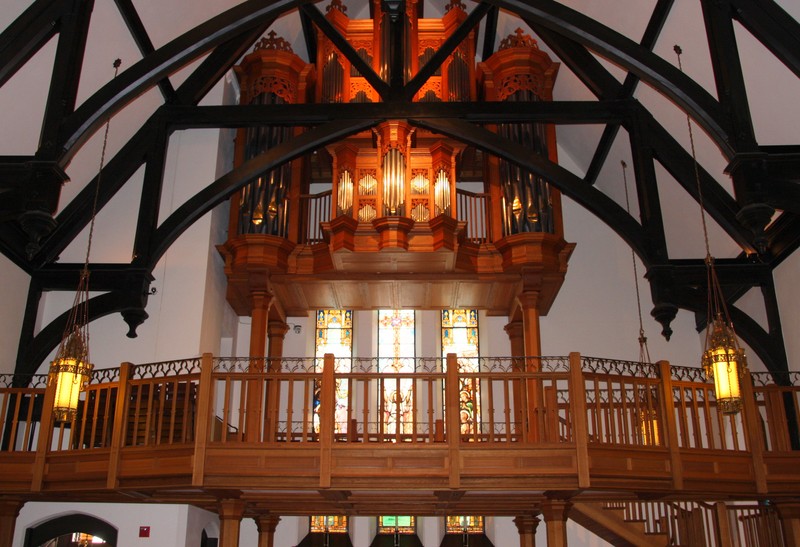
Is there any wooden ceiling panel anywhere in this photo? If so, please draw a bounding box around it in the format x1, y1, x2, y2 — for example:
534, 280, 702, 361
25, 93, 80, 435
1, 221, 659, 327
398, 280, 430, 308
427, 282, 457, 308
364, 281, 397, 308
298, 282, 339, 309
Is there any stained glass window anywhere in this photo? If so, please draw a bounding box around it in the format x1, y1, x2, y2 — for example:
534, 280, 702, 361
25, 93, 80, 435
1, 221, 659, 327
378, 310, 416, 436
310, 515, 348, 533
441, 309, 480, 434
446, 516, 484, 534
378, 515, 416, 534
314, 310, 353, 433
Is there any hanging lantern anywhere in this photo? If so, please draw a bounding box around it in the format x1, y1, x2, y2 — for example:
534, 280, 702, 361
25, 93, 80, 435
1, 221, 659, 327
702, 314, 746, 415
673, 45, 749, 416
49, 326, 93, 422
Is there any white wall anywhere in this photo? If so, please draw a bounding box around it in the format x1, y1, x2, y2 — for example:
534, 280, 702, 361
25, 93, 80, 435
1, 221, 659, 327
14, 502, 195, 547
0, 255, 30, 374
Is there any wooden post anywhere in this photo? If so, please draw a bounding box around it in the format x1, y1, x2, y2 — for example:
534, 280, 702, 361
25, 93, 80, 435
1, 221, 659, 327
513, 514, 540, 547
0, 500, 23, 547
740, 368, 768, 493
569, 352, 590, 488
107, 362, 132, 489
319, 353, 335, 488
775, 501, 800, 546
31, 368, 57, 492
446, 353, 461, 488
193, 353, 214, 487
658, 360, 683, 490
255, 514, 281, 547
713, 502, 733, 546
541, 500, 570, 547
219, 499, 246, 547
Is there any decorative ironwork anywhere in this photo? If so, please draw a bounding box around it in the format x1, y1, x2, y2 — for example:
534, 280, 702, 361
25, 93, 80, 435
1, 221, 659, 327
668, 365, 708, 383
0, 374, 48, 389
474, 356, 569, 373
214, 357, 316, 373
132, 359, 201, 379
89, 367, 120, 384
751, 371, 800, 387
253, 30, 294, 53
581, 356, 658, 378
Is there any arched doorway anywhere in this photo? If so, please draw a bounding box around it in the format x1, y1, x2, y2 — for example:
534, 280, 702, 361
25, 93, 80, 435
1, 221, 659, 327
24, 514, 117, 547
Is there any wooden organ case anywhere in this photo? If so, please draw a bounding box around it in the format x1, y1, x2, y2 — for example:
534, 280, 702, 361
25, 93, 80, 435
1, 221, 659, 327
218, 0, 574, 356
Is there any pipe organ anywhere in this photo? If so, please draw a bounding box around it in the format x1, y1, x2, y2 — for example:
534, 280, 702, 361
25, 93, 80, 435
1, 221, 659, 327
220, 0, 573, 334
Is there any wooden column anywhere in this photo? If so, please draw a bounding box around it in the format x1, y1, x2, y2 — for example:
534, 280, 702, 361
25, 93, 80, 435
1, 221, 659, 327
265, 322, 289, 441
219, 499, 246, 547
250, 291, 274, 359
246, 291, 273, 441
517, 290, 542, 359
504, 320, 525, 357
267, 321, 290, 364
517, 289, 542, 441
513, 514, 540, 547
541, 500, 570, 547
255, 514, 281, 547
0, 500, 23, 547
776, 501, 800, 546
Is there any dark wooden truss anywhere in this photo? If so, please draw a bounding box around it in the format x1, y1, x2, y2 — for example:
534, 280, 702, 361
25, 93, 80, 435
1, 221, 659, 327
1, 0, 800, 379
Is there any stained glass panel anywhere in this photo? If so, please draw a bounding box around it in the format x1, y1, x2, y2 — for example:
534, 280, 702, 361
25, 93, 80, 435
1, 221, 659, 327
378, 310, 415, 436
442, 309, 480, 435
446, 516, 484, 534
314, 310, 353, 433
310, 515, 348, 533
379, 515, 416, 534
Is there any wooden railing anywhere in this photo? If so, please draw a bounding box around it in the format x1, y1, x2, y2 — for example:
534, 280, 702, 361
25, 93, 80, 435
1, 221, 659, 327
604, 500, 785, 546
300, 190, 332, 244
456, 189, 489, 244
1, 354, 799, 498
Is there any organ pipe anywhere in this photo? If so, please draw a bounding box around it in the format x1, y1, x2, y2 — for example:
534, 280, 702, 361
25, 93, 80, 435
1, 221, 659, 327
383, 148, 406, 216
338, 170, 354, 215
434, 169, 451, 216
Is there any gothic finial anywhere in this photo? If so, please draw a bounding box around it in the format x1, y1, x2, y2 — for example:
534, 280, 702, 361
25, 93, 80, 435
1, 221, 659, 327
498, 28, 539, 51
254, 31, 294, 53
445, 0, 467, 13
326, 0, 347, 14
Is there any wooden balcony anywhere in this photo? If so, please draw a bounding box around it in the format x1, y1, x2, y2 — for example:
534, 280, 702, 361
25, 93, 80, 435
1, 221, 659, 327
1, 354, 799, 517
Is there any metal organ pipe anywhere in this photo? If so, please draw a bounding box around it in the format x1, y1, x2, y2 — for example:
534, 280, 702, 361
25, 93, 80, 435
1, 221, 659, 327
338, 170, 354, 215
383, 148, 405, 216
434, 169, 451, 216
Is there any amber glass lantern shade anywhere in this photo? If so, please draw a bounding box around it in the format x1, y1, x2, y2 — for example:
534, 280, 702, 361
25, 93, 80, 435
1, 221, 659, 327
49, 328, 93, 422
702, 315, 747, 415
